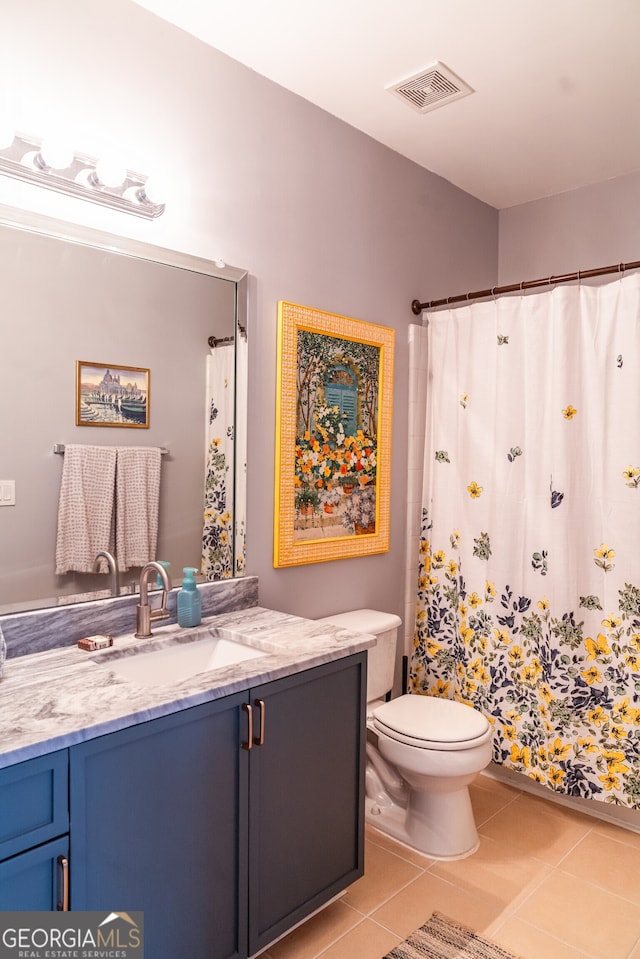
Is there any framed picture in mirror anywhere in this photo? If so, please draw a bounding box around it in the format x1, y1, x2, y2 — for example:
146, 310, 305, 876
76, 360, 150, 428
274, 301, 394, 567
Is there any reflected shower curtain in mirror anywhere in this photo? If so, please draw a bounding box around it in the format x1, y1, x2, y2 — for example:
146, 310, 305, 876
201, 343, 234, 579
412, 273, 640, 808
234, 332, 247, 575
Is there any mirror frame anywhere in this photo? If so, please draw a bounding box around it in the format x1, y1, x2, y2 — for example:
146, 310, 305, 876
0, 202, 248, 614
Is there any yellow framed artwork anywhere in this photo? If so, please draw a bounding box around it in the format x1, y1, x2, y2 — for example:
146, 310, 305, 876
274, 301, 395, 567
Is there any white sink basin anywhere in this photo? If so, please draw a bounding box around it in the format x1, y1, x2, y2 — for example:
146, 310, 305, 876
94, 633, 267, 687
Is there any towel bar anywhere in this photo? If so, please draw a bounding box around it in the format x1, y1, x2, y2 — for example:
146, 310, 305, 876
53, 444, 169, 455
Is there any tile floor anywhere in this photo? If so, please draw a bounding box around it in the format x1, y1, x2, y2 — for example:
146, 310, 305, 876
257, 772, 640, 959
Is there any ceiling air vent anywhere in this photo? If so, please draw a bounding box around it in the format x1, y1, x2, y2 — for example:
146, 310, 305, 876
388, 61, 473, 114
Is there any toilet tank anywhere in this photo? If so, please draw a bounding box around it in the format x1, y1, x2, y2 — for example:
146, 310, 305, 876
316, 609, 402, 703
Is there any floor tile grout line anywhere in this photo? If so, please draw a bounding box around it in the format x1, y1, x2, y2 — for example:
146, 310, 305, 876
364, 832, 437, 872
552, 821, 598, 868
500, 915, 601, 959
626, 928, 640, 959
470, 792, 527, 830
583, 820, 640, 853
348, 867, 436, 920
312, 915, 366, 959
480, 773, 640, 844
552, 861, 640, 911
429, 856, 557, 933
259, 899, 379, 959
485, 861, 557, 929
313, 913, 401, 959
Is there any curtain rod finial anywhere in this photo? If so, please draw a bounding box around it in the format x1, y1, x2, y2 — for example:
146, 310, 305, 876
411, 299, 424, 315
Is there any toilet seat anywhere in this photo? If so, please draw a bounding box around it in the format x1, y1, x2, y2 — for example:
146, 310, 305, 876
373, 695, 491, 751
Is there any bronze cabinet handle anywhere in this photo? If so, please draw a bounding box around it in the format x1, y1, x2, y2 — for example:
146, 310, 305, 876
241, 702, 253, 750
253, 699, 265, 746
57, 855, 69, 911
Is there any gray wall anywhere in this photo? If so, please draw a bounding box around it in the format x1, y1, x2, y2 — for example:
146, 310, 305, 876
499, 171, 640, 282
0, 0, 498, 626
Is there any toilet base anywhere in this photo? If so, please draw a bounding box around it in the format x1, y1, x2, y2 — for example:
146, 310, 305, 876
364, 786, 480, 861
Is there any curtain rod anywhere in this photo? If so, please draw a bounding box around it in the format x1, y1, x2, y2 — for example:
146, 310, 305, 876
208, 335, 235, 348
411, 258, 640, 315
207, 324, 246, 349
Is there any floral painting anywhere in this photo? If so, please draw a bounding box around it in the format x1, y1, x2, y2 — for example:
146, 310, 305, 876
76, 361, 149, 428
274, 302, 394, 567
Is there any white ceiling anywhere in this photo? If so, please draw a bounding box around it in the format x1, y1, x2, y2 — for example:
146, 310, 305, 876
133, 0, 640, 210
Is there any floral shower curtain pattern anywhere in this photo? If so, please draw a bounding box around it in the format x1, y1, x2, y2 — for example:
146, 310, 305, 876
201, 344, 235, 579
412, 273, 640, 808
234, 331, 247, 575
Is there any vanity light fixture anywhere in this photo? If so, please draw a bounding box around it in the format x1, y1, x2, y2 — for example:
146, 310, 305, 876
0, 129, 165, 219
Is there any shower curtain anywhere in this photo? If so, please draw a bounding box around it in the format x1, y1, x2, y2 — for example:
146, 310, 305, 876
234, 331, 247, 575
412, 273, 640, 808
201, 343, 235, 579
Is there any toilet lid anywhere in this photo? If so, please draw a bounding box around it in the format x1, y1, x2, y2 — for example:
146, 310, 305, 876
373, 695, 491, 751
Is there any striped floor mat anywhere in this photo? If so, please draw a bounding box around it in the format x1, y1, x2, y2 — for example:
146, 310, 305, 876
383, 912, 519, 959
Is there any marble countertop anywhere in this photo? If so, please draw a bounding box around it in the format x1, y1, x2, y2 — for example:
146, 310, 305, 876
0, 606, 375, 769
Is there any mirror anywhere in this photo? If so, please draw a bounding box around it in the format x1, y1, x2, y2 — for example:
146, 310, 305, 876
0, 204, 247, 615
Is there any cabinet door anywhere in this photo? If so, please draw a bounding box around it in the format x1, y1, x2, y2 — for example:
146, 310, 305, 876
248, 653, 366, 955
70, 694, 248, 959
0, 836, 69, 910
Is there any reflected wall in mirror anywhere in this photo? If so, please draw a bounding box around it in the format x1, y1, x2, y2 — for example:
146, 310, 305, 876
0, 205, 248, 615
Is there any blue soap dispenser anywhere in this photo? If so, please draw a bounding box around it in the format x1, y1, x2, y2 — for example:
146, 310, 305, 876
177, 567, 202, 628
156, 561, 170, 588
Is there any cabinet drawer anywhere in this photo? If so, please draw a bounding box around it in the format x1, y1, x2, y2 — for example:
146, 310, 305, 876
0, 751, 69, 860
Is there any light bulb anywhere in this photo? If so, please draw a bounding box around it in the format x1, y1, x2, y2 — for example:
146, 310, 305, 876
38, 137, 74, 170
139, 175, 166, 206
94, 156, 127, 189
0, 124, 15, 150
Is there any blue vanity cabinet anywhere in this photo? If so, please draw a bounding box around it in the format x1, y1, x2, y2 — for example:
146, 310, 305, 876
0, 750, 70, 910
68, 651, 366, 959
69, 691, 249, 959
247, 653, 366, 956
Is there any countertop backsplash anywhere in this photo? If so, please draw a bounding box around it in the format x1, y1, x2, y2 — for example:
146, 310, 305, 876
0, 576, 259, 659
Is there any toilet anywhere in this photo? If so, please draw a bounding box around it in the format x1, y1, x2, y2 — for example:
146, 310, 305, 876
316, 609, 493, 860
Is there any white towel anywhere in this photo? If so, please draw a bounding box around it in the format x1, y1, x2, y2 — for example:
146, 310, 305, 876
115, 447, 162, 571
55, 444, 117, 574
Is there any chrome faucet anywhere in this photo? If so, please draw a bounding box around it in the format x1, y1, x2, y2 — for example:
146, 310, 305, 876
93, 550, 120, 597
135, 561, 171, 638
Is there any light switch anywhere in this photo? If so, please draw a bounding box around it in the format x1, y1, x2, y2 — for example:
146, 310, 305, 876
0, 480, 15, 506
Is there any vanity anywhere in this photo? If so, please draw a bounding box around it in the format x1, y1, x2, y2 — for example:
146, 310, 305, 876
0, 605, 373, 959
0, 204, 369, 957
